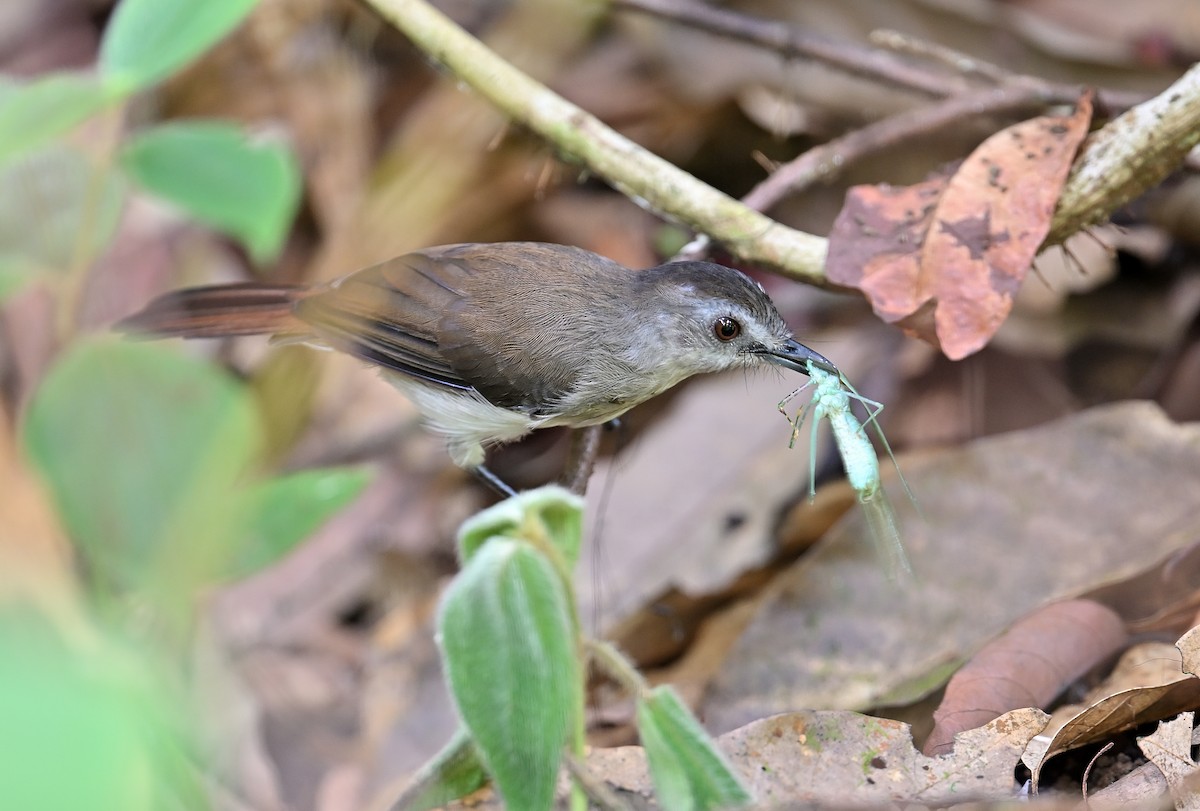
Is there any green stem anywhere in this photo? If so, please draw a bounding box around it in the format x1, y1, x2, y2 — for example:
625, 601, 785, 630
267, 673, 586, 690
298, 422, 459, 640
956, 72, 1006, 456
586, 638, 650, 698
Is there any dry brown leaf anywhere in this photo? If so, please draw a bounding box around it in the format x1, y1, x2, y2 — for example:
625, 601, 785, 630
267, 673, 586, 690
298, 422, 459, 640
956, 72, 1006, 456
1180, 625, 1200, 675
1023, 629, 1200, 788
1085, 540, 1200, 635
827, 91, 1094, 359
1137, 712, 1200, 811
585, 708, 1047, 807
924, 599, 1127, 756
826, 176, 946, 331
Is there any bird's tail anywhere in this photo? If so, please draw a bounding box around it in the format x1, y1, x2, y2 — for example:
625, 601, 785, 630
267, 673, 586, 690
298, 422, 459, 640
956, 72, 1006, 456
116, 283, 310, 338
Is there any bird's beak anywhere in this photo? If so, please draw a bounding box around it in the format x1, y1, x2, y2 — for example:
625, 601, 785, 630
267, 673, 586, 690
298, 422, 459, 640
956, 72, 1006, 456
759, 338, 838, 376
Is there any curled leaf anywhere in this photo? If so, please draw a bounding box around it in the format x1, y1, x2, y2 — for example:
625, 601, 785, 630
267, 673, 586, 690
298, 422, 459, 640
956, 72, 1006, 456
924, 599, 1127, 755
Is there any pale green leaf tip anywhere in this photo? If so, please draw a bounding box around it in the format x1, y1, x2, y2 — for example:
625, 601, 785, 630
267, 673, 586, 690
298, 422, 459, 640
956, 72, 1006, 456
455, 484, 583, 559
98, 71, 140, 101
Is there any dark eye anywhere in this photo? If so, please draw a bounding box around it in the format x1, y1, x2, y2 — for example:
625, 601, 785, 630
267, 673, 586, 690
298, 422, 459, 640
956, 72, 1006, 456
713, 316, 741, 342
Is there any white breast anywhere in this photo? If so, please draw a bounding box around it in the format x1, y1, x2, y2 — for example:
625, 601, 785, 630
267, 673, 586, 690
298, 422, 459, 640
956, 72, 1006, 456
387, 376, 540, 468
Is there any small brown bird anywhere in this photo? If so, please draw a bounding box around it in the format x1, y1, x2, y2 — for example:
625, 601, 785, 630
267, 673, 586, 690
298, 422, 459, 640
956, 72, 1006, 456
119, 242, 833, 489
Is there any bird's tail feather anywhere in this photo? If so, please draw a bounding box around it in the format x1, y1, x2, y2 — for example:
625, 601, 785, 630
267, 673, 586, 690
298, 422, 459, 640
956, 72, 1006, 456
116, 283, 309, 338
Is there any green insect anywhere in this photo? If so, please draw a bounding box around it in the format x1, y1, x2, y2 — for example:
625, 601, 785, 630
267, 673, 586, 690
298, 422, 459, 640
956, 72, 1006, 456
779, 361, 916, 581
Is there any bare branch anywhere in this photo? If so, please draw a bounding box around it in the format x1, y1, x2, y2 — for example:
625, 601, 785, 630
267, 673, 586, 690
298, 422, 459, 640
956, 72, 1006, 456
612, 0, 1147, 114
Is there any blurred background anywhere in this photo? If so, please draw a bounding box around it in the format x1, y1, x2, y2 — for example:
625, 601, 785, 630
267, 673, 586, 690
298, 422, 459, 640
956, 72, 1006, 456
2, 0, 1200, 808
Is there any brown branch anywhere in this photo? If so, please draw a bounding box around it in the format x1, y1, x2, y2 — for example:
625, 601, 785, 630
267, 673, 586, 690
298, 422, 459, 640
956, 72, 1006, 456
869, 27, 1012, 85
611, 0, 961, 98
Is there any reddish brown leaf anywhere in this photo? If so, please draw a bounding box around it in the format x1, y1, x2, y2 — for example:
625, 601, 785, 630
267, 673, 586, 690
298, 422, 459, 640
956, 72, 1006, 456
828, 91, 1094, 359
923, 599, 1127, 756
827, 177, 945, 335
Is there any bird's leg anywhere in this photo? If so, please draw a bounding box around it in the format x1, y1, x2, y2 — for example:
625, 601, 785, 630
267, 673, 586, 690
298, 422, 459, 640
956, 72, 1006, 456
560, 424, 604, 495
473, 464, 517, 499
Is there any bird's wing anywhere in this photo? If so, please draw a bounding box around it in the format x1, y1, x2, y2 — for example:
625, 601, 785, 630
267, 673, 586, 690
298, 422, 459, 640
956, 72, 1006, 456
295, 250, 475, 391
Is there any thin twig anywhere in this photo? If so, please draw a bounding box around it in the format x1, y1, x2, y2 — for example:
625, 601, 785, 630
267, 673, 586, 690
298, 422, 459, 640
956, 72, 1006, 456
612, 0, 1147, 115
611, 0, 963, 98
869, 28, 1015, 85
742, 84, 1053, 213
1081, 741, 1114, 801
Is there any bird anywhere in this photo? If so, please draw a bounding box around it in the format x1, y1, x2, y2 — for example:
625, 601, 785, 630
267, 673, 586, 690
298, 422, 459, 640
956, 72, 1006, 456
118, 241, 834, 492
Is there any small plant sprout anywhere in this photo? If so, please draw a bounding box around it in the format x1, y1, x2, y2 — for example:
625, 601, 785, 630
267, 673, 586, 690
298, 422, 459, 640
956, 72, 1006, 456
779, 360, 916, 581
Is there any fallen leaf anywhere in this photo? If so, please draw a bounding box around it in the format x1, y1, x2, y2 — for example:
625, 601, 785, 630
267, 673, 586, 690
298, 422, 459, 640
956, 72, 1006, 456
924, 599, 1128, 755
586, 708, 1047, 806
1181, 625, 1200, 675
1023, 630, 1200, 788
1137, 712, 1200, 811
828, 91, 1094, 359
1085, 539, 1200, 635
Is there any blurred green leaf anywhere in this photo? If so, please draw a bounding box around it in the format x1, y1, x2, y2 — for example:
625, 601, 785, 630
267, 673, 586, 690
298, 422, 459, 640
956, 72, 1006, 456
23, 339, 259, 594
637, 685, 751, 811
439, 539, 581, 811
0, 257, 29, 302
394, 728, 489, 811
0, 145, 125, 290
99, 0, 260, 92
0, 73, 115, 165
230, 466, 371, 578
120, 121, 300, 262
456, 485, 584, 569
0, 611, 200, 811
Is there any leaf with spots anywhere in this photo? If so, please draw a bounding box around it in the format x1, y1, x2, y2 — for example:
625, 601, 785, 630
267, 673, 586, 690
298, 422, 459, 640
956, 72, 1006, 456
828, 91, 1093, 359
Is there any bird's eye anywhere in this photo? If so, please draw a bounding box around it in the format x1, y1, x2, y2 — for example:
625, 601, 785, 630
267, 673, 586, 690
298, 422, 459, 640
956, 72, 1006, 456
713, 316, 741, 342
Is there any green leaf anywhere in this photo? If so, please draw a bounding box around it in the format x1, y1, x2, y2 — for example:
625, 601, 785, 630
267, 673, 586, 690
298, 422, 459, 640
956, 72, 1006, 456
456, 485, 585, 569
23, 339, 260, 594
99, 0, 260, 92
637, 686, 751, 811
0, 144, 125, 280
394, 728, 489, 811
0, 257, 30, 303
0, 611, 200, 811
230, 466, 371, 578
0, 73, 116, 165
120, 121, 300, 262
439, 539, 581, 811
